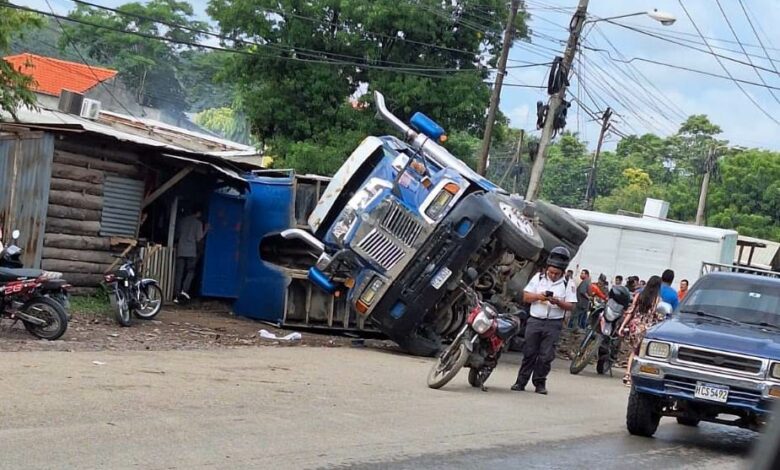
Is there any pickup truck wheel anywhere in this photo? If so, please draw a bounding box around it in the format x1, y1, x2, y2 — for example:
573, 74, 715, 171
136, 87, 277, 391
676, 417, 700, 427
534, 199, 588, 246
626, 386, 661, 437
489, 194, 543, 261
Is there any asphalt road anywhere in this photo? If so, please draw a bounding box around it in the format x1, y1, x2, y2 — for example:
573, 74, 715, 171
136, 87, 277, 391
0, 346, 759, 469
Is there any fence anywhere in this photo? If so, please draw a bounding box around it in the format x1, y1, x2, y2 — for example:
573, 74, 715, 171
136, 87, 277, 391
701, 262, 780, 279
140, 245, 177, 301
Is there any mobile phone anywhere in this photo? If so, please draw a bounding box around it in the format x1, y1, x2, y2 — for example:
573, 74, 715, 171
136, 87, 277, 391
544, 291, 554, 298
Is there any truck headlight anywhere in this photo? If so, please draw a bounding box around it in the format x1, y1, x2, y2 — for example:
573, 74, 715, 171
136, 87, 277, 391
424, 182, 459, 220
646, 341, 671, 360
331, 208, 357, 243
331, 178, 391, 243
770, 363, 780, 380
359, 277, 384, 306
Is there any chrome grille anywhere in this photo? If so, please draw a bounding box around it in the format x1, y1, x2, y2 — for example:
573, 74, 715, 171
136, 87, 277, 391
356, 229, 405, 270
677, 347, 762, 374
381, 203, 422, 247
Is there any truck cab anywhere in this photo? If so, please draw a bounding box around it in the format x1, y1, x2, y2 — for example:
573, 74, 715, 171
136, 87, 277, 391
278, 91, 587, 355
627, 271, 780, 436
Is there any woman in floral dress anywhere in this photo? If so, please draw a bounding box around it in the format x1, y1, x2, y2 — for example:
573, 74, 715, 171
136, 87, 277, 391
619, 275, 663, 385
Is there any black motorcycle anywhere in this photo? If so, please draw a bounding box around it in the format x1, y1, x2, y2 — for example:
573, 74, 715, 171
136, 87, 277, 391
0, 229, 71, 314
569, 285, 632, 376
104, 252, 163, 326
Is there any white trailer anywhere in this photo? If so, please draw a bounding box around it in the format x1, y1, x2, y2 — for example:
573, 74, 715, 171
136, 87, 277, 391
564, 209, 738, 285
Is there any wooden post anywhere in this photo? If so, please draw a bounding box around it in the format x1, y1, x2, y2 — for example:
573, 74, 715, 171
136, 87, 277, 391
168, 196, 179, 248
142, 167, 193, 209
695, 146, 716, 226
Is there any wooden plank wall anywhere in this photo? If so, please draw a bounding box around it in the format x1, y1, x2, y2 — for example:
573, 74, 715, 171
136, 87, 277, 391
40, 145, 145, 295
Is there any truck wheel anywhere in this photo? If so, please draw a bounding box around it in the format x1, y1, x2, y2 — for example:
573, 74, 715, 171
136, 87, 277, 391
534, 199, 588, 246
626, 386, 661, 437
489, 194, 544, 261
537, 226, 579, 258
397, 332, 442, 358
676, 417, 700, 427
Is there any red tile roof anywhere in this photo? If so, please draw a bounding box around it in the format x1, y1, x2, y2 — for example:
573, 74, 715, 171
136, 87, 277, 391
3, 53, 117, 97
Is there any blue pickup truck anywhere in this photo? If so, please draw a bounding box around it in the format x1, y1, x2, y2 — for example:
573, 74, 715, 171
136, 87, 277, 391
628, 271, 780, 436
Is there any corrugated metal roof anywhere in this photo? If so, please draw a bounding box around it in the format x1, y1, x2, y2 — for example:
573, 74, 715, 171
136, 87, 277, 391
100, 175, 144, 237
566, 208, 739, 242
1, 107, 264, 172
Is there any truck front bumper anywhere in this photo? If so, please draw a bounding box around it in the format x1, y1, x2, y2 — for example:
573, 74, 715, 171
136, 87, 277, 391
631, 356, 777, 416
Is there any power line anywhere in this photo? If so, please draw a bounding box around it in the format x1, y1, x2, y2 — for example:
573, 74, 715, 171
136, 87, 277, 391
714, 0, 780, 106
43, 0, 137, 117
737, 0, 780, 90
677, 0, 780, 127
603, 18, 780, 77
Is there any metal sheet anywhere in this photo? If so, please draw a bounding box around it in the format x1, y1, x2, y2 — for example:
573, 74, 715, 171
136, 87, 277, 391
100, 175, 144, 237
0, 133, 54, 268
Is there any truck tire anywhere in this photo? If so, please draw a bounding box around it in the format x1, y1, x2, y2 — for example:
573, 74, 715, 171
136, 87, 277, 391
488, 194, 544, 261
397, 332, 442, 358
537, 226, 579, 259
534, 199, 588, 246
676, 417, 700, 427
626, 386, 661, 437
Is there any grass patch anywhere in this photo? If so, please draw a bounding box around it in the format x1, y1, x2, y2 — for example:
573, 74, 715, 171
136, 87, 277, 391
70, 290, 112, 316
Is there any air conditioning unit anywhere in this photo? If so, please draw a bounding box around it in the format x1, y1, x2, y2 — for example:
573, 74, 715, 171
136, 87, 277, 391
58, 90, 84, 115
80, 98, 102, 120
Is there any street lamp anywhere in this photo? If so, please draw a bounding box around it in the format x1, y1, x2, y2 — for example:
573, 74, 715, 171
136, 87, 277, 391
589, 9, 677, 26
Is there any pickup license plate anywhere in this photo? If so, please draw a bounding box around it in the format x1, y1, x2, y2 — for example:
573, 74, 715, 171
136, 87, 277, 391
430, 267, 452, 290
694, 382, 729, 403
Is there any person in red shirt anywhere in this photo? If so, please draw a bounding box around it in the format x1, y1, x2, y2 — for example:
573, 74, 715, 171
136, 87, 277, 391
678, 279, 689, 301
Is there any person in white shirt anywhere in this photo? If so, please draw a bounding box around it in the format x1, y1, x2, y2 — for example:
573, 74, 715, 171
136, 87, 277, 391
512, 246, 577, 395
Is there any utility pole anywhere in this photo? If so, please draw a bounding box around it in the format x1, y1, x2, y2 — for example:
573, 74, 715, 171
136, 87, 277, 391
477, 0, 521, 176
525, 0, 589, 200
498, 129, 524, 187
695, 146, 717, 226
585, 107, 612, 209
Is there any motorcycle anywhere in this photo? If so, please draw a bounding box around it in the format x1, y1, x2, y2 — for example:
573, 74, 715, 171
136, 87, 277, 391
0, 267, 69, 340
427, 273, 522, 390
0, 229, 71, 314
103, 251, 163, 326
569, 285, 632, 376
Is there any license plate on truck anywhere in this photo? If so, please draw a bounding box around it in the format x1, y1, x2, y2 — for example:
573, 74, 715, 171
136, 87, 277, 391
694, 382, 729, 403
431, 267, 452, 290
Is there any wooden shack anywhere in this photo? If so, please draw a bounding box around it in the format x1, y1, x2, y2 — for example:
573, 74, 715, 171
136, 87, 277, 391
1, 107, 260, 297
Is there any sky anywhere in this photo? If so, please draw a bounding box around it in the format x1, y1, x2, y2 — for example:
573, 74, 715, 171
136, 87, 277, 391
14, 0, 780, 151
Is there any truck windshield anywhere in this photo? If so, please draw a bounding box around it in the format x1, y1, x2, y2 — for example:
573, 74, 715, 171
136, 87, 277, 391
680, 279, 780, 327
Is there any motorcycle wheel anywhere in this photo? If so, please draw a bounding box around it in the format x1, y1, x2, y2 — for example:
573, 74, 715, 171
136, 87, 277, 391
22, 297, 68, 341
468, 367, 494, 388
134, 284, 163, 320
427, 341, 469, 389
115, 289, 132, 327
569, 330, 602, 375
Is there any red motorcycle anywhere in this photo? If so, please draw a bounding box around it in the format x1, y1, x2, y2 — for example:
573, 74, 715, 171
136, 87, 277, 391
427, 279, 521, 390
0, 270, 69, 340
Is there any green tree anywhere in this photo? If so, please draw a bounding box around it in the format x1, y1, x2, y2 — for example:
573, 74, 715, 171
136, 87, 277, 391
207, 0, 528, 175
62, 0, 208, 113
179, 50, 235, 111
1, 2, 41, 118
194, 107, 256, 145
708, 150, 780, 241
538, 132, 589, 208
594, 167, 656, 214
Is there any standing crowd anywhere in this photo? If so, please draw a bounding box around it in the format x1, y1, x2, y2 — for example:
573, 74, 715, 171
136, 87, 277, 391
513, 245, 689, 395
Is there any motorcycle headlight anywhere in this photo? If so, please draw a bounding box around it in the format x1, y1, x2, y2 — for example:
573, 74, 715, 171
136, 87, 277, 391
471, 311, 493, 334
645, 341, 671, 360
769, 363, 780, 380
424, 182, 459, 220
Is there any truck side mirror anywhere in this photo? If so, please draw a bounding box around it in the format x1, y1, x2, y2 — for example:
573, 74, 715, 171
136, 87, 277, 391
11, 230, 20, 241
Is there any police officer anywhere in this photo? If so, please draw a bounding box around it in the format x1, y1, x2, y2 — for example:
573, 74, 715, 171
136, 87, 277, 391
512, 246, 577, 395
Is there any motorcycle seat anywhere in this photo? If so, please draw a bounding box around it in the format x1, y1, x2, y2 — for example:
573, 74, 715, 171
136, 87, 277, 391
0, 267, 44, 283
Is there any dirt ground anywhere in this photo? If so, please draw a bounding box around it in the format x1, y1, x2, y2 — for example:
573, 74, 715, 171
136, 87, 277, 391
0, 299, 388, 353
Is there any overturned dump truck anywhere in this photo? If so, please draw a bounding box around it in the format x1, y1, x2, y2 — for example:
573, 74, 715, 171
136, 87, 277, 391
271, 91, 588, 356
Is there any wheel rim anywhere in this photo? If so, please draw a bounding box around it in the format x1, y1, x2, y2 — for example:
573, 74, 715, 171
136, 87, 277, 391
136, 286, 161, 317
573, 333, 600, 370
499, 202, 535, 236
26, 302, 61, 335
431, 344, 464, 381
117, 292, 130, 322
